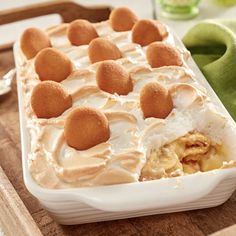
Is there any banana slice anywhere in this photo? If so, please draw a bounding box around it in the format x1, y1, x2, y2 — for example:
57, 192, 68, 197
200, 147, 224, 172
140, 148, 181, 180
183, 162, 200, 174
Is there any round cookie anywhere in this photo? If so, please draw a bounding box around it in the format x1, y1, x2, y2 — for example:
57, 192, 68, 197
109, 7, 138, 32
96, 60, 133, 95
31, 81, 72, 118
146, 42, 183, 68
20, 27, 51, 59
140, 82, 173, 119
67, 19, 98, 46
64, 107, 110, 150
35, 48, 73, 82
132, 19, 165, 47
88, 38, 122, 64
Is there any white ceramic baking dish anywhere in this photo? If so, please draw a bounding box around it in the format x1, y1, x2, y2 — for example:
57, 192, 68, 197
14, 31, 236, 225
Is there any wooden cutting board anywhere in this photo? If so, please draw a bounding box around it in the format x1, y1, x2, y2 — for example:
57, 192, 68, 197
0, 1, 235, 235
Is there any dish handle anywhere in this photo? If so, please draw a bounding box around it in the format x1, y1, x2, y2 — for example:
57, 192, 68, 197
74, 169, 236, 212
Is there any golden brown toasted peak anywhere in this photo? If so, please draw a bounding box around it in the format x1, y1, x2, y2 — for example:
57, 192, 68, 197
35, 48, 73, 82
146, 42, 183, 68
109, 7, 138, 32
96, 60, 133, 95
64, 107, 110, 150
140, 82, 173, 119
20, 27, 51, 59
132, 19, 166, 47
67, 19, 98, 46
88, 38, 122, 64
31, 81, 72, 118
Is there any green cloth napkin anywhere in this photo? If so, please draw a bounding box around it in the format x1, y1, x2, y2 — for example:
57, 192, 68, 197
182, 20, 236, 120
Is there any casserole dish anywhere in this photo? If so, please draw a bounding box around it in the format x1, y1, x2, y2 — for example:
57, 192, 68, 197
14, 21, 236, 224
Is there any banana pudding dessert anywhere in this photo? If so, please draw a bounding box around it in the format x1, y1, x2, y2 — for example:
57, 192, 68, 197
16, 7, 236, 188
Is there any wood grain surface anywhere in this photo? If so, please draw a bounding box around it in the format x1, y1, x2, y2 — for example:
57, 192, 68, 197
0, 0, 111, 26
0, 49, 235, 236
0, 166, 42, 236
211, 224, 236, 236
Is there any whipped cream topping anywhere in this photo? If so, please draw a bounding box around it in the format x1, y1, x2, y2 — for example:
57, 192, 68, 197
16, 21, 236, 188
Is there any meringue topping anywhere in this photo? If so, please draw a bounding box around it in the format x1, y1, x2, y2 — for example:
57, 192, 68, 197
16, 19, 236, 189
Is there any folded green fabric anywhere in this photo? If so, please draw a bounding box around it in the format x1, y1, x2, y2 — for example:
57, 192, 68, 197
182, 20, 236, 120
